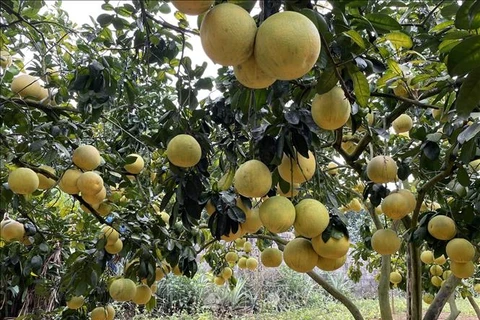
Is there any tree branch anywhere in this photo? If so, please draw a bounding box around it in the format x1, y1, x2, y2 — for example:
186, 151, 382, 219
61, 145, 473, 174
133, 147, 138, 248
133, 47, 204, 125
371, 92, 440, 110
411, 154, 456, 227
144, 12, 198, 36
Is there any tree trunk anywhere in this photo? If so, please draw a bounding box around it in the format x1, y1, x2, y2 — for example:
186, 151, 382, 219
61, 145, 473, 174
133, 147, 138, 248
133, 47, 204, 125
378, 255, 393, 320
407, 242, 422, 320
256, 235, 365, 320
424, 274, 461, 319
467, 295, 480, 319
446, 293, 460, 320
307, 270, 364, 320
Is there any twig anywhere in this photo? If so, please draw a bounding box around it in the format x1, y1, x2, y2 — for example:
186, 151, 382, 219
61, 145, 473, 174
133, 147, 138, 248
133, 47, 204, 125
411, 155, 456, 227
319, 33, 354, 101
144, 12, 198, 36
400, 1, 445, 27
371, 92, 440, 110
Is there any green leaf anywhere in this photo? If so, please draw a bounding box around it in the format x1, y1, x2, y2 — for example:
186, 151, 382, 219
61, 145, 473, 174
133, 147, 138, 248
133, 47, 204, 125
300, 8, 332, 43
347, 65, 370, 108
365, 13, 401, 32
344, 30, 365, 49
456, 68, 480, 118
447, 36, 480, 76
316, 67, 338, 94
457, 166, 470, 187
384, 32, 413, 49
386, 59, 403, 76
96, 14, 113, 27
455, 0, 480, 30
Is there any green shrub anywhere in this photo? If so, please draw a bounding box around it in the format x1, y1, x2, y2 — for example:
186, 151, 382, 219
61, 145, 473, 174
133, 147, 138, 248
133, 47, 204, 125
154, 273, 209, 316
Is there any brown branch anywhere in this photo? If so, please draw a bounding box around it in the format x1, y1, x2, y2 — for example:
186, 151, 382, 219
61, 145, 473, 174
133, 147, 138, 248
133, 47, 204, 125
411, 155, 456, 227
371, 92, 440, 110
400, 0, 445, 27
0, 96, 80, 115
319, 33, 354, 102
144, 12, 198, 36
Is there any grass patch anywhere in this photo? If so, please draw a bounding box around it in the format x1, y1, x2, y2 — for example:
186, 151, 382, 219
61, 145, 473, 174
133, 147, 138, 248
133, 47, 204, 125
140, 297, 480, 320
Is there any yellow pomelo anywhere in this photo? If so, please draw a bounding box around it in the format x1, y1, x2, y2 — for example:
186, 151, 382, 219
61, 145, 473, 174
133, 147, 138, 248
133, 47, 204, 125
155, 267, 166, 281
423, 293, 434, 304
446, 238, 475, 262
367, 155, 398, 184
238, 257, 248, 269
347, 198, 363, 212
166, 134, 202, 168
83, 187, 107, 205
124, 153, 144, 174
276, 182, 300, 198
221, 267, 233, 279
105, 239, 123, 255
312, 234, 350, 259
105, 305, 115, 320
432, 108, 447, 122
11, 74, 42, 98
0, 220, 25, 242
397, 189, 416, 213
132, 284, 152, 305
73, 145, 101, 171
428, 215, 456, 241
101, 226, 120, 245
172, 265, 183, 276
469, 159, 480, 171
8, 168, 39, 194
312, 87, 351, 130
234, 54, 276, 89
420, 250, 434, 264
316, 255, 346, 271
420, 200, 441, 212
283, 238, 318, 273
390, 271, 402, 284
66, 296, 84, 309
243, 241, 252, 253
109, 278, 137, 301
474, 284, 480, 293
240, 204, 263, 234
220, 225, 244, 242
434, 254, 447, 265
277, 151, 316, 184
234, 160, 272, 198
261, 248, 283, 268
259, 196, 296, 233
81, 203, 100, 214
367, 112, 375, 126
375, 206, 383, 215
200, 3, 256, 66
393, 82, 409, 97
150, 283, 158, 293
214, 276, 225, 285
246, 257, 258, 270
371, 229, 401, 255
450, 261, 475, 278
255, 11, 320, 80
37, 165, 56, 190
381, 192, 411, 220
77, 171, 104, 196
326, 162, 338, 175
225, 251, 238, 263
171, 0, 213, 15
205, 200, 215, 216
392, 114, 413, 134
97, 203, 112, 217
430, 265, 443, 276
341, 141, 356, 154
0, 51, 12, 68
443, 270, 452, 279
91, 307, 107, 320
293, 198, 329, 238
431, 276, 442, 287
235, 238, 246, 248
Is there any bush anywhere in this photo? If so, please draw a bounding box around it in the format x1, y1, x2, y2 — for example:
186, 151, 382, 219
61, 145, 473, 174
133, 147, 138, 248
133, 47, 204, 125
154, 273, 209, 316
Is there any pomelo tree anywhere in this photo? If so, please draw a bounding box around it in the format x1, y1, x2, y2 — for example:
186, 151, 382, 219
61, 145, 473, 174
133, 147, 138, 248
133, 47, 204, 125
1, 0, 480, 319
